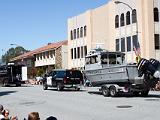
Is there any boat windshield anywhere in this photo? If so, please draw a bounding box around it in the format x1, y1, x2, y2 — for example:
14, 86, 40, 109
101, 53, 124, 65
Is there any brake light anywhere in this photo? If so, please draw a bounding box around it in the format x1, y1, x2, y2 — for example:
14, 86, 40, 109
63, 77, 69, 84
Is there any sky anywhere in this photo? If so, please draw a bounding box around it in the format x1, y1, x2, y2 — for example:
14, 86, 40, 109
0, 0, 109, 57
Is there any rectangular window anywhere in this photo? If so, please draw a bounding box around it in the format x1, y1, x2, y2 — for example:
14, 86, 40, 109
132, 35, 139, 49
71, 48, 73, 59
121, 38, 125, 52
155, 34, 160, 49
74, 48, 76, 59
84, 46, 87, 56
81, 46, 84, 58
46, 51, 49, 58
116, 39, 119, 51
127, 36, 131, 51
77, 47, 80, 58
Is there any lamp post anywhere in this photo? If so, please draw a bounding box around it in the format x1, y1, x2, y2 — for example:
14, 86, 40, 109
114, 1, 140, 63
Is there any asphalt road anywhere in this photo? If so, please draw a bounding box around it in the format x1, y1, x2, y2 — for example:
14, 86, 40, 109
0, 85, 160, 120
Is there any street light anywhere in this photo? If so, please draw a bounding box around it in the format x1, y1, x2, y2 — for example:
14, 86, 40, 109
10, 43, 20, 47
114, 1, 140, 62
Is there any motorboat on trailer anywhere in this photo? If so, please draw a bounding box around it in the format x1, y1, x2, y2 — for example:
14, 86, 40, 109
83, 48, 160, 97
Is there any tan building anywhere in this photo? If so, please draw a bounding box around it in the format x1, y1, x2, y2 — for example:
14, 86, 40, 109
67, 0, 160, 69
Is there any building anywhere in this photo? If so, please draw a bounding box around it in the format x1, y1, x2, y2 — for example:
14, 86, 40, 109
67, 0, 160, 69
11, 40, 68, 79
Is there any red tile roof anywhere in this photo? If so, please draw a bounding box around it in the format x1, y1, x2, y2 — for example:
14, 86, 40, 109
11, 40, 68, 61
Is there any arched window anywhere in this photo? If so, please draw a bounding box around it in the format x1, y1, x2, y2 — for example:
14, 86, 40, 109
74, 29, 76, 39
154, 7, 159, 22
126, 11, 131, 25
70, 30, 73, 40
77, 28, 79, 38
84, 26, 87, 36
115, 15, 119, 28
120, 13, 125, 26
132, 9, 137, 23
80, 27, 83, 37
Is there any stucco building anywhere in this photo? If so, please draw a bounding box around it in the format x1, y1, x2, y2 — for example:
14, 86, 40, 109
67, 0, 160, 69
11, 40, 68, 79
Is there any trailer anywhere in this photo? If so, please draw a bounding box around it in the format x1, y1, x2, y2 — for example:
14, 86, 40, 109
83, 49, 160, 97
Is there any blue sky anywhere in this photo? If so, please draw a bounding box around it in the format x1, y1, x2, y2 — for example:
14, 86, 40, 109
0, 0, 109, 57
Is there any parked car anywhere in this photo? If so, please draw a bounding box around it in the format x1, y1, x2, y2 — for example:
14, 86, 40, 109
42, 69, 83, 91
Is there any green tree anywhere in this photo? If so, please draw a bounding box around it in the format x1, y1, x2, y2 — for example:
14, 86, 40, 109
1, 46, 29, 63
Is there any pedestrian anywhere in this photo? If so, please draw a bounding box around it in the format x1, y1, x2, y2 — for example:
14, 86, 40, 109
28, 112, 40, 120
3, 109, 10, 120
46, 116, 57, 120
0, 104, 4, 119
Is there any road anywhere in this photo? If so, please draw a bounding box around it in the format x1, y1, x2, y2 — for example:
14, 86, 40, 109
0, 85, 160, 120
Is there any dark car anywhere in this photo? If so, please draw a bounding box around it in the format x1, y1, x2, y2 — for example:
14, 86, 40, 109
42, 69, 83, 91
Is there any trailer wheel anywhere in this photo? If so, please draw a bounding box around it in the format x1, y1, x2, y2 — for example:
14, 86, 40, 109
43, 82, 48, 90
109, 86, 117, 97
101, 86, 109, 97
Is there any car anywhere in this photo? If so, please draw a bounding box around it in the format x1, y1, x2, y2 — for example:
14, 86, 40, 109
42, 69, 83, 91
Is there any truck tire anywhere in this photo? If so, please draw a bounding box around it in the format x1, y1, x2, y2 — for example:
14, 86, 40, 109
101, 86, 109, 97
140, 90, 149, 97
133, 91, 139, 96
109, 86, 117, 97
43, 82, 48, 90
57, 83, 63, 91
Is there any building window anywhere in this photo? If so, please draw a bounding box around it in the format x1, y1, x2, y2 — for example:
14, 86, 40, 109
81, 46, 84, 58
70, 30, 73, 40
74, 29, 76, 39
46, 51, 49, 58
84, 26, 87, 36
43, 52, 45, 59
126, 11, 131, 25
155, 34, 160, 49
74, 48, 76, 59
77, 47, 80, 58
77, 28, 79, 38
80, 27, 83, 37
121, 38, 125, 52
116, 39, 120, 51
132, 9, 137, 23
120, 13, 125, 26
154, 7, 159, 22
115, 15, 119, 28
71, 48, 73, 59
127, 36, 131, 51
84, 46, 87, 56
40, 53, 42, 60
36, 54, 39, 60
132, 35, 139, 49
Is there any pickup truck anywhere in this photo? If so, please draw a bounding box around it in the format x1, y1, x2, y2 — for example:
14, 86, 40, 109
42, 69, 83, 91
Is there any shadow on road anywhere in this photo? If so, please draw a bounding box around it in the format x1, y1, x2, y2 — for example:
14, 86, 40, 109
0, 91, 17, 97
88, 91, 160, 98
46, 88, 86, 92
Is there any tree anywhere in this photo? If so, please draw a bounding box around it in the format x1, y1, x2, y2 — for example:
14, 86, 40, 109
1, 46, 29, 64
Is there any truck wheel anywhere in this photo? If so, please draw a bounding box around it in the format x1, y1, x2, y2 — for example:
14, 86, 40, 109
140, 90, 149, 97
43, 82, 48, 90
101, 86, 109, 97
109, 86, 117, 97
133, 91, 139, 97
75, 87, 80, 91
57, 83, 63, 91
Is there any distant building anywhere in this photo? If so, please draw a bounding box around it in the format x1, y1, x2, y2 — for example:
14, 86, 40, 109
11, 40, 68, 79
67, 0, 160, 69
